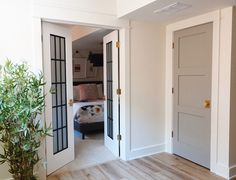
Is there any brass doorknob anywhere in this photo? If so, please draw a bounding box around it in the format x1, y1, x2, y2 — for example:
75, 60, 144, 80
68, 99, 73, 106
204, 100, 211, 109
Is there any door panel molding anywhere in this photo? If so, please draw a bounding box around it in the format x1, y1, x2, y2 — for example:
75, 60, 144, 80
173, 23, 213, 168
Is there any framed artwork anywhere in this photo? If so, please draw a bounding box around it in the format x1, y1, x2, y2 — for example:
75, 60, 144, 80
86, 61, 97, 77
73, 58, 87, 79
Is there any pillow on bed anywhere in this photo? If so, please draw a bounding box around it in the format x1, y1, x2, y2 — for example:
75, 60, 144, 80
78, 84, 99, 101
73, 86, 80, 101
97, 84, 104, 99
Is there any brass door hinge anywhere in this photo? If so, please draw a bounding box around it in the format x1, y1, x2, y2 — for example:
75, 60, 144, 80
68, 99, 74, 106
172, 131, 174, 138
172, 42, 174, 49
172, 88, 174, 94
117, 134, 122, 141
117, 88, 121, 95
116, 41, 120, 48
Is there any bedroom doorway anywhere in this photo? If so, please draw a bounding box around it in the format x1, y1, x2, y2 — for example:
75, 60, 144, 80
71, 25, 118, 170
43, 22, 121, 175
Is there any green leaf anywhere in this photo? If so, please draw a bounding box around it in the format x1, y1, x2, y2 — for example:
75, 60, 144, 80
0, 160, 6, 165
0, 59, 50, 178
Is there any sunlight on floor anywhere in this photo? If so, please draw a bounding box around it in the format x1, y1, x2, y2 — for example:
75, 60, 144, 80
48, 132, 117, 179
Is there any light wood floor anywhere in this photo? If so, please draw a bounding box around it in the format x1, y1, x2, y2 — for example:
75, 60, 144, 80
48, 152, 224, 180
49, 132, 116, 177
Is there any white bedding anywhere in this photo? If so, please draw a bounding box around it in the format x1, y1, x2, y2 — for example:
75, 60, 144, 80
73, 100, 104, 124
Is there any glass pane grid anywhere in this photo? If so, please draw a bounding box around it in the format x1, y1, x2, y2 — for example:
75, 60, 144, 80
50, 34, 68, 154
106, 42, 113, 139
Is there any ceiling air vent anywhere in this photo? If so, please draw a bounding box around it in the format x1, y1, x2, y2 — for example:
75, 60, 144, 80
153, 2, 191, 15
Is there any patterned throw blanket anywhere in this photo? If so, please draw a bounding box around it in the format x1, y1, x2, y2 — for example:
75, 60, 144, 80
74, 105, 104, 124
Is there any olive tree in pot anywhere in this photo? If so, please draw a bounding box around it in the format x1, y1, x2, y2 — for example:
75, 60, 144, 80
0, 60, 50, 180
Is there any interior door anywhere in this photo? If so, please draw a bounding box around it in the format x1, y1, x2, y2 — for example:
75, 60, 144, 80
173, 23, 213, 168
43, 22, 74, 175
103, 30, 120, 157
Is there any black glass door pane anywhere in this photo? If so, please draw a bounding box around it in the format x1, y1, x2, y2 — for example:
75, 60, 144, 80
50, 34, 68, 154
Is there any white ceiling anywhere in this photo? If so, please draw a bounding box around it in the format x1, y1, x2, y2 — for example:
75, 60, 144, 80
72, 29, 113, 51
122, 0, 236, 24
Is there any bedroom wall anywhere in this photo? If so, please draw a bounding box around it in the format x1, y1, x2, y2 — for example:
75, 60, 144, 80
128, 21, 166, 159
72, 49, 103, 82
71, 25, 104, 83
71, 26, 99, 41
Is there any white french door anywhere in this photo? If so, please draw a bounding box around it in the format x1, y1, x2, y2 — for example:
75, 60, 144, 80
103, 30, 120, 157
42, 22, 74, 175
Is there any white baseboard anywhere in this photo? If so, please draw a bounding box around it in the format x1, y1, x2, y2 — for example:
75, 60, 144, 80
211, 163, 229, 179
230, 165, 236, 179
127, 143, 165, 160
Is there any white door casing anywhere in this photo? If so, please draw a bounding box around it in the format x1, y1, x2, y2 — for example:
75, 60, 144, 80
173, 23, 213, 168
103, 30, 120, 157
43, 22, 74, 175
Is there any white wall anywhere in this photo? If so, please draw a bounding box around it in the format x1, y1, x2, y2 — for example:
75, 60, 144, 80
0, 1, 37, 179
117, 0, 155, 18
128, 21, 166, 159
32, 0, 126, 28
0, 0, 33, 64
34, 0, 117, 18
229, 6, 236, 178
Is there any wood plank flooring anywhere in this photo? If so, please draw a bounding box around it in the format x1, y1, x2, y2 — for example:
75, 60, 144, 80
48, 153, 224, 180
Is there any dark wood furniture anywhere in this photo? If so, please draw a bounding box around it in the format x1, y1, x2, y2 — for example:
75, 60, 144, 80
74, 121, 104, 139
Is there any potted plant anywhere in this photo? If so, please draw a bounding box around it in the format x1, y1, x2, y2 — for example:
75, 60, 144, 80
0, 60, 50, 180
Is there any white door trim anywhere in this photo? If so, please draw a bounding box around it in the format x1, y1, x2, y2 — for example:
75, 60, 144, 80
32, 14, 130, 179
37, 19, 130, 162
165, 7, 233, 178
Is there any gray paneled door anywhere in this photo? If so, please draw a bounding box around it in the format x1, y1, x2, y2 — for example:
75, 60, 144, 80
173, 23, 213, 168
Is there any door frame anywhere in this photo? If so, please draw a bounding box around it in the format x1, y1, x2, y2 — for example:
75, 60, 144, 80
42, 19, 129, 158
32, 15, 130, 178
165, 8, 233, 178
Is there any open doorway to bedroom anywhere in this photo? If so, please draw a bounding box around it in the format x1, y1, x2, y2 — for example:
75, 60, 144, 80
43, 22, 121, 177
71, 25, 116, 170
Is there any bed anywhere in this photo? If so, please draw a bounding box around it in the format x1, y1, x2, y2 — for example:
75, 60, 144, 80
73, 81, 104, 139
